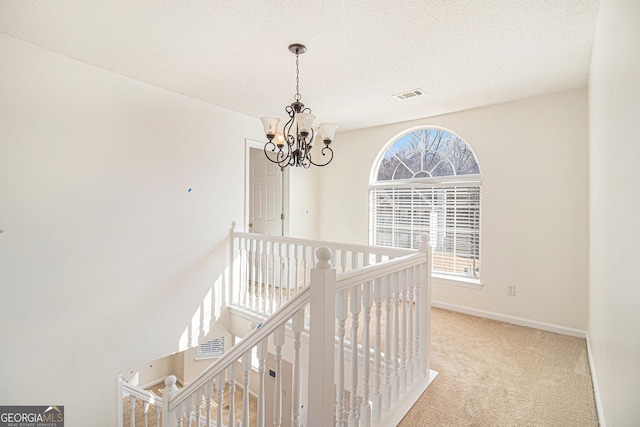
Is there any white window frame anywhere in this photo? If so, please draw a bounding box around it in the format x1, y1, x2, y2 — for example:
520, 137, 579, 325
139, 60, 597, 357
369, 127, 482, 286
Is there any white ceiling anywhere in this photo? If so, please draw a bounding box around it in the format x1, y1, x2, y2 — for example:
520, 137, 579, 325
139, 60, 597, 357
0, 0, 599, 132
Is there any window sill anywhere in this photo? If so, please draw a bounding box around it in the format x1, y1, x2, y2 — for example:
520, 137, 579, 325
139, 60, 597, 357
195, 356, 220, 361
432, 273, 483, 290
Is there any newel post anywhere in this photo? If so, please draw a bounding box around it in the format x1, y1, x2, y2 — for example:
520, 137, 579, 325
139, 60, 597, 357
162, 375, 180, 427
307, 247, 336, 427
417, 234, 432, 377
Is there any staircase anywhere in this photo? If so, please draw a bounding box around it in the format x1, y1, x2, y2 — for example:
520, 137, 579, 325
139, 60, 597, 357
121, 379, 257, 427
122, 223, 437, 427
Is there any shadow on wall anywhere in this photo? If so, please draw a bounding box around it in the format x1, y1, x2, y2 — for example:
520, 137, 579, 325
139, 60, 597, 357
175, 236, 232, 351
120, 234, 234, 387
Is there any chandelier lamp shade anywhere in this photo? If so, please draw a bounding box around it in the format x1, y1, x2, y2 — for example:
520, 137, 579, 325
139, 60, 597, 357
260, 44, 337, 168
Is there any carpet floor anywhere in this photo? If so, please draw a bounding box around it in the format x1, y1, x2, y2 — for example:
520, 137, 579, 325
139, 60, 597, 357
398, 308, 599, 426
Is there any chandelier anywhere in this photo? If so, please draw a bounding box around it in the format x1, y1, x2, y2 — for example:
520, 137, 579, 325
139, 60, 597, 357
260, 44, 337, 168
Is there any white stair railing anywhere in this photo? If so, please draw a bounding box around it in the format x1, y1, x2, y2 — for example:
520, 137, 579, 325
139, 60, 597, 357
160, 229, 433, 427
228, 221, 413, 318
331, 235, 432, 426
163, 277, 316, 426
120, 377, 163, 427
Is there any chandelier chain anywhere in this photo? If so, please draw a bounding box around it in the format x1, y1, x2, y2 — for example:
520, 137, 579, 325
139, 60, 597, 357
295, 52, 301, 101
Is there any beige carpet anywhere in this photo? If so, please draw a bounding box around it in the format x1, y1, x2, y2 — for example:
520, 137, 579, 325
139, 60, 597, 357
399, 308, 599, 426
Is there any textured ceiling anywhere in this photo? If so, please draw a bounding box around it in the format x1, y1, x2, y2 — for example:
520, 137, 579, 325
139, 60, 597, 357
0, 0, 599, 132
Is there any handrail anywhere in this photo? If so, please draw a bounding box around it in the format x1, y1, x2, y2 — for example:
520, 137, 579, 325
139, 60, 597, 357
336, 251, 425, 291
168, 286, 311, 411
122, 381, 163, 405
233, 231, 414, 258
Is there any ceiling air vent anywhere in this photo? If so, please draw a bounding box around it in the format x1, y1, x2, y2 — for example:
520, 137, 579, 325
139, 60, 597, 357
393, 89, 426, 100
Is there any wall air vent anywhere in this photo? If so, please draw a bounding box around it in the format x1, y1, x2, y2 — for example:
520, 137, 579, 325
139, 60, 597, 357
392, 89, 426, 100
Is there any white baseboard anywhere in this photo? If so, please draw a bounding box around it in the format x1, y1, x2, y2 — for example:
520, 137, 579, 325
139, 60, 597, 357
585, 333, 606, 427
432, 300, 587, 338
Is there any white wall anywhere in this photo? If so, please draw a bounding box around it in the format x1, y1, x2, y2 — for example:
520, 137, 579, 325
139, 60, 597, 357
588, 0, 640, 424
0, 34, 263, 424
318, 90, 589, 330
121, 353, 178, 388
288, 166, 319, 240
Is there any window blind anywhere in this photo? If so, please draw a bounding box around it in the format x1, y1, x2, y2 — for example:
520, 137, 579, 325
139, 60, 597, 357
369, 185, 481, 278
197, 337, 224, 359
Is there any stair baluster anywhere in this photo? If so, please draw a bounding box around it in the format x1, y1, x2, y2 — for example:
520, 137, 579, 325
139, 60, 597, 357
249, 238, 256, 311
372, 277, 383, 421
269, 241, 275, 309
130, 395, 136, 427
256, 338, 268, 427
392, 271, 401, 402
400, 269, 408, 394
286, 243, 293, 304
259, 239, 266, 314
292, 307, 305, 427
335, 289, 348, 426
348, 283, 361, 427
204, 381, 213, 427
273, 324, 286, 427
177, 400, 186, 427
193, 389, 202, 426
339, 249, 347, 273
241, 351, 251, 427
382, 275, 392, 411
228, 364, 236, 427
360, 280, 373, 427
214, 373, 224, 427
143, 401, 150, 427
407, 267, 416, 383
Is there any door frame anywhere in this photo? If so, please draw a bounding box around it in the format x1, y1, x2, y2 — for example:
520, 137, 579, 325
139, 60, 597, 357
244, 138, 290, 236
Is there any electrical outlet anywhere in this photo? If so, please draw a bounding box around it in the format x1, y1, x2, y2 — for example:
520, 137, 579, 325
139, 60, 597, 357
507, 285, 516, 296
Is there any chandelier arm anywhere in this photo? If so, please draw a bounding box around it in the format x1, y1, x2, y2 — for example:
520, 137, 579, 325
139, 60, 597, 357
283, 109, 296, 144
306, 146, 334, 167
279, 106, 295, 167
301, 128, 314, 160
284, 104, 296, 118
283, 107, 299, 159
263, 141, 278, 159
263, 141, 287, 167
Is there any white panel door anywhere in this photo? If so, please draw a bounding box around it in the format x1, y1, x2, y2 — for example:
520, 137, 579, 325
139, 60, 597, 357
249, 148, 283, 235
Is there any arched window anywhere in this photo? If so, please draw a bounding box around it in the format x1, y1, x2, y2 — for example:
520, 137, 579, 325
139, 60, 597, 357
369, 127, 481, 280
